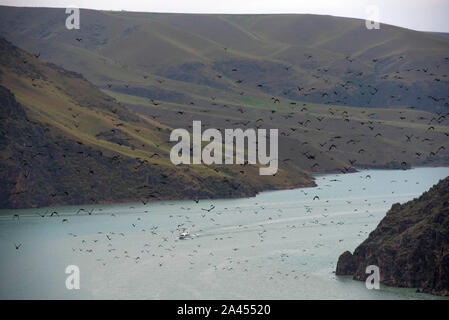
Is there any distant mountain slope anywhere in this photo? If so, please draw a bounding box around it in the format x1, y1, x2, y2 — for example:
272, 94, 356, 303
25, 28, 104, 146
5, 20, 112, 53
336, 177, 449, 296
0, 37, 312, 209
429, 32, 449, 39
0, 6, 448, 112
1, 34, 448, 210
0, 8, 448, 208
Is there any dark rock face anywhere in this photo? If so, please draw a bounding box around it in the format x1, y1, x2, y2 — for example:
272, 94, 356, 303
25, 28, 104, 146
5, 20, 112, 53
336, 251, 357, 275
336, 177, 449, 296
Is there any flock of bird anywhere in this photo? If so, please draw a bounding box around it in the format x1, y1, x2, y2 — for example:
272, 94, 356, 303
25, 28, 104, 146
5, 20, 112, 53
100, 48, 448, 172
2, 31, 449, 298
6, 36, 448, 211
6, 172, 430, 298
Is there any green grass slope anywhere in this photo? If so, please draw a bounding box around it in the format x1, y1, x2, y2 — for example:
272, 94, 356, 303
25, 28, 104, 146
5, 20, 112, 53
0, 6, 448, 112
0, 37, 312, 209
0, 7, 448, 208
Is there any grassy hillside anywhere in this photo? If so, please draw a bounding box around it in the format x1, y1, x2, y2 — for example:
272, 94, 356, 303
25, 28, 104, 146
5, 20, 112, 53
0, 37, 311, 209
0, 7, 448, 113
0, 7, 448, 209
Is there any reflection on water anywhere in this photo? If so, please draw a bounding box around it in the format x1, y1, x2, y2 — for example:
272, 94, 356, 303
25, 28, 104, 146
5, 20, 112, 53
0, 167, 448, 299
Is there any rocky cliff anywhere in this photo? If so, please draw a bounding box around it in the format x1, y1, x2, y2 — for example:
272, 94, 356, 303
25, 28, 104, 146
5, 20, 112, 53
336, 177, 449, 296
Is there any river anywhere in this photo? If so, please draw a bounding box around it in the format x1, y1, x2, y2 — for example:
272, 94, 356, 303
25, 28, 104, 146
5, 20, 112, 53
0, 167, 448, 299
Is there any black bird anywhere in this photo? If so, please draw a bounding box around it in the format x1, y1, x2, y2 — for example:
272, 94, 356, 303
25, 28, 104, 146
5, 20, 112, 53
201, 205, 215, 212
35, 211, 47, 218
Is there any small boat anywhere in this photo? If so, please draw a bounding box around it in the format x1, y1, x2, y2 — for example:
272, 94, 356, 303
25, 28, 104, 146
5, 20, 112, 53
179, 231, 190, 240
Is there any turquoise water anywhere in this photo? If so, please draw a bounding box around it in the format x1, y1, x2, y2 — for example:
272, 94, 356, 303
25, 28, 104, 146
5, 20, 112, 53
0, 167, 448, 299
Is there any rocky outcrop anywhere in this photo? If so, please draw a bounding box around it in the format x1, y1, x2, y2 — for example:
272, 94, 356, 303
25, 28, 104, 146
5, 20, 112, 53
336, 177, 449, 296
336, 251, 357, 275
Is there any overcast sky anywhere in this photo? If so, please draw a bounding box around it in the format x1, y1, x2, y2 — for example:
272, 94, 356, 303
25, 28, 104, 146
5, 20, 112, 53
1, 0, 448, 32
